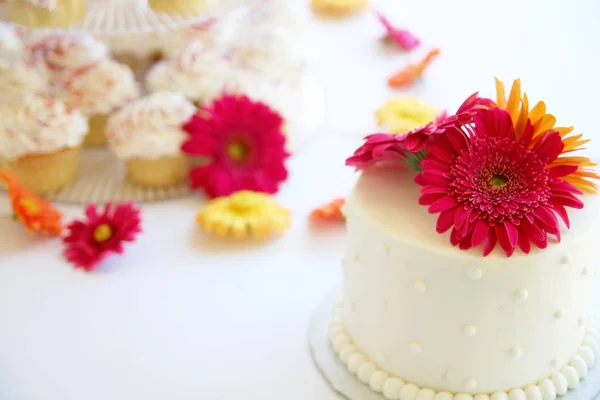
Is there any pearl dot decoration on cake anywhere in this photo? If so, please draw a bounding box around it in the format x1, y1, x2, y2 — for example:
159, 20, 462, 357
554, 308, 565, 319
413, 280, 427, 293
417, 388, 436, 400
463, 325, 477, 337
551, 372, 568, 395
561, 365, 579, 389
400, 383, 420, 400
507, 347, 523, 359
514, 288, 528, 301
464, 378, 477, 391
454, 394, 473, 400
569, 355, 588, 377
560, 254, 572, 264
490, 392, 508, 400
347, 353, 366, 373
466, 266, 482, 281
369, 370, 389, 393
358, 361, 377, 384
524, 385, 542, 400
507, 388, 525, 400
377, 244, 389, 256
409, 342, 422, 354
383, 377, 404, 399
537, 379, 556, 400
328, 302, 600, 400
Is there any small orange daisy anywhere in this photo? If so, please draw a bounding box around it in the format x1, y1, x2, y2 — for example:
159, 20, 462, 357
1, 170, 63, 236
495, 79, 599, 193
310, 198, 346, 222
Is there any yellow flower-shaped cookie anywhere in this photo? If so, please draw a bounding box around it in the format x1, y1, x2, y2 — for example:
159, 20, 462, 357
376, 97, 439, 134
197, 191, 291, 239
311, 0, 368, 16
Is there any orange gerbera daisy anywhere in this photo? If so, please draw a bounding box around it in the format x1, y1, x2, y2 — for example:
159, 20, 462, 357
495, 78, 599, 193
1, 170, 63, 236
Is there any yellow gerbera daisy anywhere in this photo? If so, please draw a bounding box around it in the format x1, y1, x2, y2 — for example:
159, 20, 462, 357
197, 191, 291, 239
311, 0, 367, 16
495, 78, 599, 193
376, 97, 439, 134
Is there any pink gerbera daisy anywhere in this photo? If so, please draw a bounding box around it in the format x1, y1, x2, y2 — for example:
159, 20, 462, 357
181, 94, 289, 198
346, 93, 492, 171
63, 202, 142, 271
415, 107, 583, 257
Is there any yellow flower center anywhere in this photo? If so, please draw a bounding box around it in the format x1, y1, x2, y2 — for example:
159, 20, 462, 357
227, 141, 249, 162
93, 224, 112, 243
229, 191, 264, 213
19, 197, 39, 215
490, 174, 508, 188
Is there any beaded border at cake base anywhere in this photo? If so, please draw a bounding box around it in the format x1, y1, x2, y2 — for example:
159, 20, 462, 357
308, 288, 600, 400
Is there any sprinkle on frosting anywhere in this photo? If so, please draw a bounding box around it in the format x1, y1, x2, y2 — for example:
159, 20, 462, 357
106, 92, 196, 160
54, 59, 139, 116
25, 32, 107, 82
0, 92, 88, 160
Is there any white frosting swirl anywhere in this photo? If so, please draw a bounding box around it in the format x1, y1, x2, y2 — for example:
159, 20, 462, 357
106, 92, 196, 160
25, 32, 108, 81
230, 1, 308, 83
0, 59, 47, 104
0, 92, 88, 160
55, 59, 139, 115
0, 22, 22, 60
146, 41, 235, 103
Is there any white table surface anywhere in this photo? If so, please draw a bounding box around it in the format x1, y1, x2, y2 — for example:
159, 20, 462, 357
1, 1, 600, 399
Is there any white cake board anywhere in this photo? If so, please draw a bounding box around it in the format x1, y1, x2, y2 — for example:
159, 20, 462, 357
309, 288, 600, 400
0, 73, 325, 204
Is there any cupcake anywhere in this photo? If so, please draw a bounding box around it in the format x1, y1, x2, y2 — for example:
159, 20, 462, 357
146, 40, 234, 106
24, 32, 107, 82
158, 15, 238, 59
0, 92, 88, 193
106, 92, 196, 188
55, 59, 139, 146
6, 0, 87, 28
229, 1, 308, 85
147, 0, 212, 15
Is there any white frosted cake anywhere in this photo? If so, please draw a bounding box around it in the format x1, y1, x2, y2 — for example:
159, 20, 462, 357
330, 79, 600, 400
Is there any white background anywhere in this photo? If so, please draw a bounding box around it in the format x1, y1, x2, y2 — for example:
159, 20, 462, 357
1, 0, 600, 398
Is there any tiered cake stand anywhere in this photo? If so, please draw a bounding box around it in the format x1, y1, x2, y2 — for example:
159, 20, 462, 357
0, 0, 326, 203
